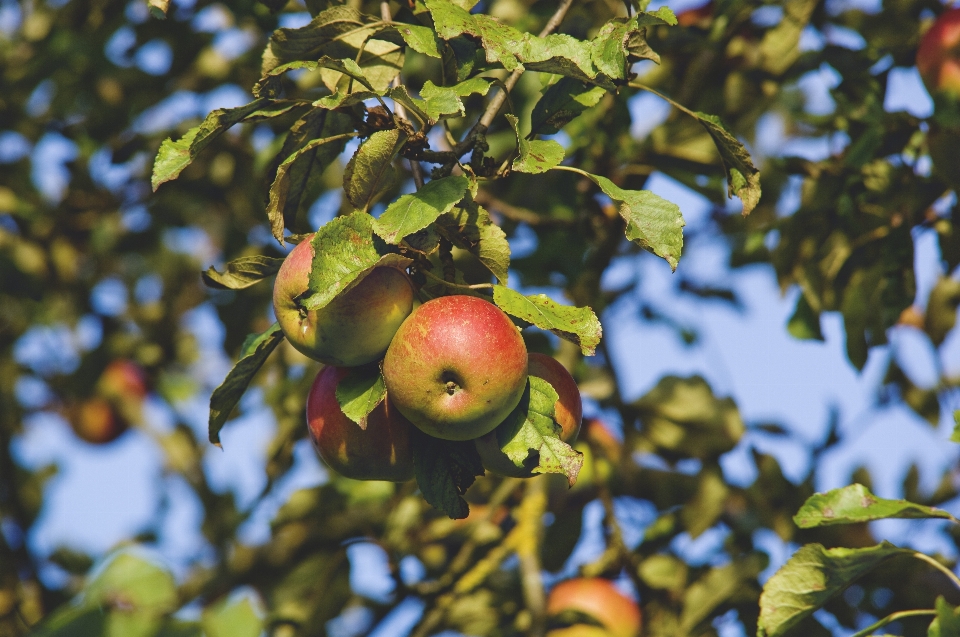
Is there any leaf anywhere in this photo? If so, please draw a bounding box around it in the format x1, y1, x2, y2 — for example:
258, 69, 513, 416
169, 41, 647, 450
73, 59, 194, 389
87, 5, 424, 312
590, 17, 638, 79
419, 77, 493, 122
373, 175, 471, 243
577, 171, 684, 271
632, 375, 744, 460
343, 128, 407, 212
953, 410, 960, 443
505, 114, 565, 174
387, 85, 431, 126
530, 77, 606, 136
395, 23, 441, 58
435, 198, 510, 283
492, 286, 601, 356
495, 377, 583, 485
411, 427, 485, 519
926, 276, 960, 346
265, 109, 354, 241
201, 596, 263, 637
303, 211, 413, 311
793, 483, 959, 527
314, 89, 381, 109
262, 56, 377, 91
85, 553, 178, 615
267, 131, 355, 241
335, 365, 387, 429
209, 324, 285, 445
787, 293, 824, 340
152, 98, 268, 190
201, 256, 284, 290
679, 554, 766, 633
148, 0, 169, 19
261, 6, 379, 75
757, 542, 907, 637
929, 596, 960, 637
696, 112, 761, 216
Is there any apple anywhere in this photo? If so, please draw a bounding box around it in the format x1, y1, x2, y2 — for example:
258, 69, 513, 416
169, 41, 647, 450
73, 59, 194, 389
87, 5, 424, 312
70, 397, 126, 444
476, 352, 583, 477
546, 578, 642, 637
273, 235, 414, 366
306, 366, 415, 482
97, 360, 148, 401
381, 295, 528, 441
917, 7, 960, 99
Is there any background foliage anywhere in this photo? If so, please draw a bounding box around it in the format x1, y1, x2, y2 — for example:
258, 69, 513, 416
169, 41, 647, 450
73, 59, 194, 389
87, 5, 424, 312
1, 0, 960, 635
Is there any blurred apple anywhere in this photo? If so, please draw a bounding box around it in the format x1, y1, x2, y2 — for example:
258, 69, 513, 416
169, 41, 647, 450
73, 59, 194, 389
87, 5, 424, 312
546, 578, 642, 637
917, 7, 960, 98
70, 398, 126, 445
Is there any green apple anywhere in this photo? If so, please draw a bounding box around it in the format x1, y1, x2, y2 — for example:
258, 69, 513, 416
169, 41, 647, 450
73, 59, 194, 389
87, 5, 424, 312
272, 235, 414, 366
476, 352, 583, 477
546, 578, 642, 637
381, 295, 528, 441
306, 366, 415, 482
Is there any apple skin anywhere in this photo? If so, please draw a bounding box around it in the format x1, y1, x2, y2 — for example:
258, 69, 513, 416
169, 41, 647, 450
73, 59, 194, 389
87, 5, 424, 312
917, 8, 960, 99
546, 578, 642, 637
306, 366, 415, 482
273, 236, 414, 366
71, 398, 126, 445
381, 295, 528, 441
476, 352, 583, 477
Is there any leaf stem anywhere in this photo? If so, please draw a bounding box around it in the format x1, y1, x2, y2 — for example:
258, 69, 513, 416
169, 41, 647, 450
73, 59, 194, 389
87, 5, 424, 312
628, 81, 701, 121
420, 267, 494, 290
848, 609, 936, 637
912, 551, 960, 590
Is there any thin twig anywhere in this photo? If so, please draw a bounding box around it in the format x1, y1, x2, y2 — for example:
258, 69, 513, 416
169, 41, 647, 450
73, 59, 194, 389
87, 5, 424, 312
381, 0, 426, 189
912, 551, 960, 591
849, 609, 937, 637
420, 267, 494, 290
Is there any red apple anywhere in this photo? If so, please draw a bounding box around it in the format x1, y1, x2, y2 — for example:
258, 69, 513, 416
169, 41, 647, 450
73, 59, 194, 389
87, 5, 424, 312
96, 360, 148, 401
70, 397, 127, 445
917, 8, 960, 99
476, 352, 583, 477
546, 578, 642, 637
273, 235, 414, 366
306, 366, 415, 482
381, 295, 528, 441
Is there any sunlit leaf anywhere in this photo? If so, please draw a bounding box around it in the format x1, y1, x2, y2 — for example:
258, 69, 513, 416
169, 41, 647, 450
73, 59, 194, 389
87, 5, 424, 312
335, 365, 386, 429
436, 198, 510, 283
412, 427, 485, 519
506, 114, 564, 174
793, 483, 959, 527
373, 175, 471, 244
343, 128, 406, 213
209, 324, 285, 445
201, 256, 284, 290
492, 286, 601, 355
696, 112, 761, 216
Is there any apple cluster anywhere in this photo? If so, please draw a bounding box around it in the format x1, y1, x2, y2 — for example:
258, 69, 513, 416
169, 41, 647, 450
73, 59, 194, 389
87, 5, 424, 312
273, 235, 582, 483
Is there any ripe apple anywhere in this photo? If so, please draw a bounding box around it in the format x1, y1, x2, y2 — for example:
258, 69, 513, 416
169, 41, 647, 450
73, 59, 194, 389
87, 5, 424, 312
381, 295, 528, 441
273, 235, 414, 366
917, 8, 960, 99
546, 578, 642, 637
476, 352, 582, 477
306, 366, 415, 482
70, 397, 126, 445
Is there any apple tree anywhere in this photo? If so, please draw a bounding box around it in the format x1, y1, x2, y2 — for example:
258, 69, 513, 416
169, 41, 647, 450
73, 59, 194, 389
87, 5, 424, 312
1, 0, 960, 635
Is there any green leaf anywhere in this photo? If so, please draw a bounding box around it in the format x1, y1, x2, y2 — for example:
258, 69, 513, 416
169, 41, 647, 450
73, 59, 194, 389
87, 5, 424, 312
575, 171, 684, 271
152, 98, 268, 190
262, 56, 377, 91
314, 89, 381, 109
85, 553, 178, 615
590, 17, 638, 79
679, 554, 767, 633
201, 596, 263, 637
495, 376, 583, 485
419, 77, 493, 122
637, 6, 678, 26
387, 85, 431, 126
695, 112, 761, 216
530, 77, 606, 136
435, 198, 510, 283
373, 175, 471, 244
505, 114, 565, 174
30, 605, 106, 637
261, 6, 379, 75
492, 286, 602, 356
930, 597, 960, 637
757, 542, 907, 637
209, 324, 285, 445
632, 375, 744, 459
343, 128, 407, 213
267, 130, 355, 242
411, 427, 485, 519
787, 293, 824, 340
953, 411, 960, 443
395, 23, 441, 58
793, 483, 959, 527
926, 276, 960, 346
148, 0, 169, 18
201, 256, 284, 290
304, 211, 413, 311
335, 365, 387, 429
265, 109, 354, 241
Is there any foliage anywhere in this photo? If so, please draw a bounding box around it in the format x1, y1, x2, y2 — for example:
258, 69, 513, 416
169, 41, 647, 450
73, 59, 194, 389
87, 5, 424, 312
1, 0, 959, 635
